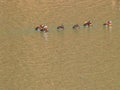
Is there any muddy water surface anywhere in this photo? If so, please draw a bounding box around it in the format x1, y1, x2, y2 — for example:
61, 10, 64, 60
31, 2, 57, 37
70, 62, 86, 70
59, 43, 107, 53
0, 0, 120, 90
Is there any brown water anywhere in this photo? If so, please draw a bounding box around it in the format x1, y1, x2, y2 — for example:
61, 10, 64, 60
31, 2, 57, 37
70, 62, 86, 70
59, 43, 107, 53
0, 0, 120, 90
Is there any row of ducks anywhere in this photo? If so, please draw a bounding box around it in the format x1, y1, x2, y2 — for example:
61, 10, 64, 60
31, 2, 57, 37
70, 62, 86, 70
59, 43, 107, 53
35, 21, 112, 32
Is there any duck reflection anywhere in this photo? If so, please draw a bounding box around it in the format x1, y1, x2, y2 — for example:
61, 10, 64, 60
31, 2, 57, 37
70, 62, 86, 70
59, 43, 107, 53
43, 32, 48, 41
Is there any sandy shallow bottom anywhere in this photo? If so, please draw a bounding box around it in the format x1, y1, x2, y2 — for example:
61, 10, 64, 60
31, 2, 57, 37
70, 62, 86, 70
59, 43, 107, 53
0, 0, 120, 90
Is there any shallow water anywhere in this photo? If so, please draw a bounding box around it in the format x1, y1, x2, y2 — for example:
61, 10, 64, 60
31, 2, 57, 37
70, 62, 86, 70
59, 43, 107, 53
0, 0, 120, 90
